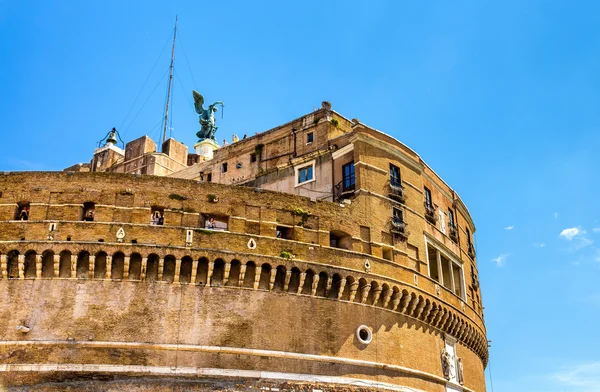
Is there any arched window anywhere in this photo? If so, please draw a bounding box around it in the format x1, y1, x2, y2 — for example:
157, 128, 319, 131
24, 251, 37, 278
228, 260, 241, 286
94, 252, 107, 279
341, 276, 355, 301
301, 269, 315, 295
7, 250, 19, 279
211, 259, 225, 286
179, 256, 193, 284
146, 254, 160, 282
75, 251, 87, 278
258, 263, 271, 290
328, 273, 343, 299
316, 271, 328, 297
162, 255, 176, 283
41, 250, 54, 278
287, 267, 301, 293
111, 252, 125, 280
196, 257, 209, 285
242, 261, 256, 288
128, 253, 142, 280
273, 265, 286, 292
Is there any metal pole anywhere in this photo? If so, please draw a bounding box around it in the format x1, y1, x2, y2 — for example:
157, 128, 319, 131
162, 15, 178, 147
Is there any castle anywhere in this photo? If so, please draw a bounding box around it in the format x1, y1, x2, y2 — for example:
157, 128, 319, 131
0, 102, 487, 391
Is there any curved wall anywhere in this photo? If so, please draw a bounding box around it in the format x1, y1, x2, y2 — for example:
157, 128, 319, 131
0, 172, 487, 391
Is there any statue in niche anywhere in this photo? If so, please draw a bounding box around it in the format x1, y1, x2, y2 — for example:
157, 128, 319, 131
193, 90, 224, 142
457, 357, 464, 385
441, 348, 454, 380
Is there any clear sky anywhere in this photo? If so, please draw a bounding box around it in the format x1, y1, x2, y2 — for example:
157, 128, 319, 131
1, 1, 599, 391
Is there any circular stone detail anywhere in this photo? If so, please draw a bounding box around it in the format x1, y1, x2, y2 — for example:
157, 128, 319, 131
356, 325, 372, 345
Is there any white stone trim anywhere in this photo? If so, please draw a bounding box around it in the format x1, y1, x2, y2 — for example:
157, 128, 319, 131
332, 143, 354, 160
294, 159, 316, 187
0, 341, 476, 391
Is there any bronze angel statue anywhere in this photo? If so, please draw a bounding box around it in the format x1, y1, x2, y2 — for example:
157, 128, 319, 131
193, 90, 224, 141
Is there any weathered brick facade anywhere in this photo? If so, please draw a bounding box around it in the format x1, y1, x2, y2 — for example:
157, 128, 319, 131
1, 107, 486, 391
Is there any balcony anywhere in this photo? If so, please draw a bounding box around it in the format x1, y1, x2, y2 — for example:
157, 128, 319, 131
334, 180, 355, 202
468, 243, 476, 259
424, 202, 437, 225
388, 183, 406, 204
449, 224, 458, 242
391, 217, 409, 241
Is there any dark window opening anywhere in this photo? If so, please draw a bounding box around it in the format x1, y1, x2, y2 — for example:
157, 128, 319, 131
236, 162, 242, 169
424, 187, 433, 209
330, 230, 352, 250
307, 132, 314, 144
392, 207, 405, 232
151, 207, 165, 226
82, 202, 95, 221
207, 173, 212, 182
15, 202, 30, 221
222, 162, 228, 173
390, 164, 401, 187
250, 153, 257, 163
276, 226, 293, 240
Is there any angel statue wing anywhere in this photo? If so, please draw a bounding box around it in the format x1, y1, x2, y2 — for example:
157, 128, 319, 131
192, 90, 205, 114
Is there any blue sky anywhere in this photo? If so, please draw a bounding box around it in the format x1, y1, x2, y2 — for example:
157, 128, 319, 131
1, 1, 599, 391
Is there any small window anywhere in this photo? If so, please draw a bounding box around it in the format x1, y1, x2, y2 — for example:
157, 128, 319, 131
222, 162, 228, 173
150, 207, 164, 226
390, 164, 401, 187
16, 202, 30, 221
82, 202, 95, 221
236, 162, 242, 169
424, 187, 432, 208
307, 132, 314, 144
448, 208, 455, 228
250, 153, 257, 163
207, 173, 212, 182
393, 207, 403, 222
276, 226, 293, 240
297, 165, 313, 184
199, 172, 204, 182
382, 247, 393, 261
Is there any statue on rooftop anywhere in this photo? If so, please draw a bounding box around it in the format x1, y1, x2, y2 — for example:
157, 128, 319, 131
193, 90, 224, 142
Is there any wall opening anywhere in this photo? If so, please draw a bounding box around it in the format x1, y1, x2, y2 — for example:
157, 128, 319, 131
316, 271, 328, 297
24, 251, 36, 278
212, 259, 225, 286
7, 250, 19, 278
162, 255, 176, 283
328, 273, 343, 299
243, 261, 256, 288
111, 252, 125, 280
258, 263, 271, 290
288, 267, 301, 293
129, 253, 142, 280
146, 254, 160, 281
273, 265, 286, 292
228, 259, 241, 286
179, 256, 193, 284
15, 202, 30, 221
75, 251, 88, 278
41, 250, 54, 278
301, 269, 314, 295
276, 226, 293, 240
330, 230, 352, 250
82, 202, 95, 221
196, 257, 209, 285
150, 207, 165, 226
341, 276, 355, 301
382, 247, 393, 261
94, 252, 107, 279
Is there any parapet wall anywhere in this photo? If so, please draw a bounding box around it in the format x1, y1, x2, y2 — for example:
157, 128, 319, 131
0, 172, 487, 391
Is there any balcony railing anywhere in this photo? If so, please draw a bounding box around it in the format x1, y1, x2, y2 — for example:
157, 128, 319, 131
424, 202, 437, 224
449, 224, 458, 242
391, 217, 409, 241
334, 180, 355, 202
388, 183, 406, 203
468, 243, 476, 259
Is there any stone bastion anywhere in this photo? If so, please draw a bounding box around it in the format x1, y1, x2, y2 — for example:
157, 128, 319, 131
0, 172, 487, 391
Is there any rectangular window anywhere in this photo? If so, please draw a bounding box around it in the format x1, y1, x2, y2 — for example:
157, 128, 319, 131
342, 162, 355, 191
424, 186, 432, 208
250, 153, 257, 163
207, 173, 212, 182
427, 241, 465, 299
393, 207, 403, 223
428, 245, 439, 282
298, 165, 313, 184
390, 164, 401, 187
222, 162, 228, 173
307, 132, 314, 144
448, 208, 455, 228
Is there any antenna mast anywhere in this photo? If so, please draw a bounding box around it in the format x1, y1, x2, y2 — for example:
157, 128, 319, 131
162, 16, 178, 147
